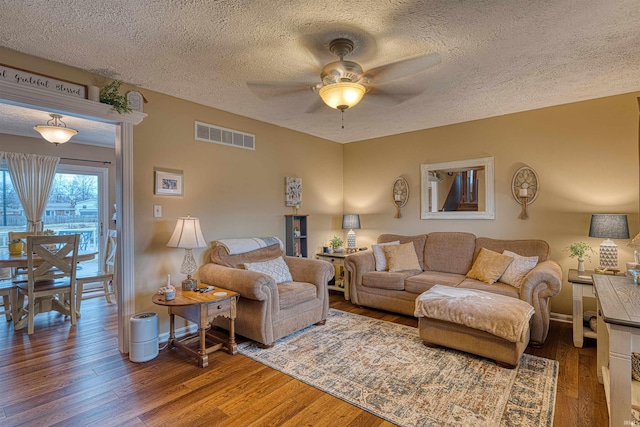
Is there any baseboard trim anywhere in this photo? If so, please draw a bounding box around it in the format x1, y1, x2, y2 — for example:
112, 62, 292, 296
158, 324, 199, 343
550, 312, 572, 324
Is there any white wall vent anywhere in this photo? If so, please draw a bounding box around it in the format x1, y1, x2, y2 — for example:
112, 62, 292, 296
194, 121, 255, 150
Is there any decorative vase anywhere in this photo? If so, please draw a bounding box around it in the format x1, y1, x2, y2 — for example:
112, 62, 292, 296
8, 242, 23, 255
577, 257, 585, 272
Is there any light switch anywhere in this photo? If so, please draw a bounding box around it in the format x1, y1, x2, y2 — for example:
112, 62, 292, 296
153, 205, 162, 218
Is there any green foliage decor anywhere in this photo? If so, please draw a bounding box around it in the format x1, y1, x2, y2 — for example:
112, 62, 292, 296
329, 236, 343, 249
565, 242, 594, 259
99, 80, 132, 114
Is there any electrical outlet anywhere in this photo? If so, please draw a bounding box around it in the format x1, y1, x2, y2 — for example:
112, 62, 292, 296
153, 205, 162, 218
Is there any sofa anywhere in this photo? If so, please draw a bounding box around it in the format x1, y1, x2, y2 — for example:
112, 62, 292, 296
344, 232, 562, 345
198, 242, 334, 347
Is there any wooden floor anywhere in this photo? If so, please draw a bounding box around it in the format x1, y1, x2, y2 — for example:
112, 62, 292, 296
0, 292, 608, 426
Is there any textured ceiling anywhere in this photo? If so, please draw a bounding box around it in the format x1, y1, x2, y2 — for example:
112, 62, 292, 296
1, 0, 639, 144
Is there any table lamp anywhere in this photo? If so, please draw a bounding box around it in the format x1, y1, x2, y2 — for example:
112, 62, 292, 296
167, 215, 207, 290
588, 214, 629, 269
342, 214, 361, 250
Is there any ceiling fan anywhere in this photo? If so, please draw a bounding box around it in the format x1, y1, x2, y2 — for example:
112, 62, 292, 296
247, 37, 441, 113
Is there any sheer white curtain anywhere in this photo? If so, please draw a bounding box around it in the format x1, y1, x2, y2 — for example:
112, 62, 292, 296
1, 152, 60, 232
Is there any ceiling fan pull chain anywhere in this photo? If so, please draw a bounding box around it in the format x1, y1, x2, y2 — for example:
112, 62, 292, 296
341, 110, 344, 129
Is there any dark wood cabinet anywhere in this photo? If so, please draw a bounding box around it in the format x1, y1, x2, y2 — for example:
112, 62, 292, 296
284, 214, 308, 257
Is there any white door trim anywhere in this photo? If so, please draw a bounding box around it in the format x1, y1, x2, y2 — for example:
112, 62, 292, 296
0, 79, 146, 353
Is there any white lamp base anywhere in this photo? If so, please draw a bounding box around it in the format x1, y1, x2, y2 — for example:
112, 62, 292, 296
347, 229, 356, 248
599, 239, 618, 269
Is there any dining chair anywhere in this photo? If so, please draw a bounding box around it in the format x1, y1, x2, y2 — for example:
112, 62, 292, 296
0, 280, 17, 322
8, 231, 42, 282
14, 234, 79, 335
76, 229, 117, 314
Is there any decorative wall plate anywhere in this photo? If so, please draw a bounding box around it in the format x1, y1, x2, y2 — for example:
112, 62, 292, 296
511, 166, 539, 204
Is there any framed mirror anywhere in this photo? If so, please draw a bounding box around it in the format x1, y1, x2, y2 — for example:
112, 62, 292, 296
420, 157, 495, 219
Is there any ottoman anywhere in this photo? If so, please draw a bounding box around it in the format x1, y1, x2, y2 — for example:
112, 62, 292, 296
414, 285, 534, 368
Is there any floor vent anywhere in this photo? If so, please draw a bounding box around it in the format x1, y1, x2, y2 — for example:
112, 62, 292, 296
194, 121, 255, 150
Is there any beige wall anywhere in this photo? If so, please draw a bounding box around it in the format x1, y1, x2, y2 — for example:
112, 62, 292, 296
344, 94, 640, 315
2, 47, 638, 322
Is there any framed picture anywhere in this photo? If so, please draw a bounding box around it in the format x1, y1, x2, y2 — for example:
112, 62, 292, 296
285, 177, 302, 207
154, 169, 183, 196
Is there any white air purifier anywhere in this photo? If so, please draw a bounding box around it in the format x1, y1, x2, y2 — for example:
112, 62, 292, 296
129, 312, 159, 363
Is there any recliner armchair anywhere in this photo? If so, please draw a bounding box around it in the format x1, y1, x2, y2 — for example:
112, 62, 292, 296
198, 242, 333, 347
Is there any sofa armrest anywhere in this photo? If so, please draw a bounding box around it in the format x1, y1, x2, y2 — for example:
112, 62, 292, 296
284, 256, 334, 288
344, 251, 376, 304
197, 263, 277, 302
519, 259, 562, 303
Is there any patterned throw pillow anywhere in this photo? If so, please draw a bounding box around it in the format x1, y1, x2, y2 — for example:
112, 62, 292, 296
244, 256, 293, 284
499, 250, 538, 288
466, 248, 514, 285
381, 242, 421, 272
372, 240, 400, 271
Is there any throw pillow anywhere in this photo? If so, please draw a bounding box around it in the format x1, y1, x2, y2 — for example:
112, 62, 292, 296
372, 240, 400, 271
243, 256, 293, 284
382, 242, 421, 272
499, 250, 538, 288
466, 248, 514, 285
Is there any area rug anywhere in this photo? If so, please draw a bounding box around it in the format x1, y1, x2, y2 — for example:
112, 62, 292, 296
238, 309, 557, 427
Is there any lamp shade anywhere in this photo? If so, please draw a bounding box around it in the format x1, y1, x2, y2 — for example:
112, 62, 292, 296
33, 114, 78, 144
167, 216, 207, 248
342, 214, 361, 230
588, 214, 629, 239
319, 82, 366, 111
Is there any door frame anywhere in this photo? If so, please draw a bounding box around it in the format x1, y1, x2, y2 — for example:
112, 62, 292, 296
0, 79, 146, 353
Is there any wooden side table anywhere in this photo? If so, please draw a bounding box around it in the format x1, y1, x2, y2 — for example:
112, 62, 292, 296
568, 269, 597, 348
316, 252, 349, 300
593, 274, 640, 427
152, 287, 239, 367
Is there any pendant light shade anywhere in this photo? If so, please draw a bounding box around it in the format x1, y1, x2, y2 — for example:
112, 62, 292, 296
34, 114, 78, 145
319, 82, 366, 111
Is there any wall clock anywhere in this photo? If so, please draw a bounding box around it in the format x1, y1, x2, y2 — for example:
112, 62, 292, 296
511, 166, 539, 204
392, 177, 409, 218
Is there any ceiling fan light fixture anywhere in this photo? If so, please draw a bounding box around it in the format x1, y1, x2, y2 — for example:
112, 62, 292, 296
34, 114, 78, 145
318, 82, 366, 111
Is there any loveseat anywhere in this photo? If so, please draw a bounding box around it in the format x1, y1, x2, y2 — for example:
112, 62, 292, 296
344, 232, 562, 345
198, 241, 334, 347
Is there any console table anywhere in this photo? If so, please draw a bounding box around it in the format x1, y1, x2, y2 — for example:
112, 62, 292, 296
593, 274, 640, 427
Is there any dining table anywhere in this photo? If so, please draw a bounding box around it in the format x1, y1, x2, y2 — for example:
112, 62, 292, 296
0, 250, 97, 269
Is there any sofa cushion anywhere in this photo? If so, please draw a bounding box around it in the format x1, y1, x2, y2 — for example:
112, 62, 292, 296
404, 271, 467, 294
499, 250, 538, 288
424, 232, 476, 274
362, 270, 418, 290
382, 243, 422, 272
474, 237, 550, 262
244, 256, 293, 284
466, 248, 513, 284
372, 240, 400, 271
277, 281, 317, 309
457, 277, 520, 298
378, 234, 427, 270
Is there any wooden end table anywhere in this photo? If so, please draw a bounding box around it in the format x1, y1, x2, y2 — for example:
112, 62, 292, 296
316, 252, 350, 300
152, 287, 239, 367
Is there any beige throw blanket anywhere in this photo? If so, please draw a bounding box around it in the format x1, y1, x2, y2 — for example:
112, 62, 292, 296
414, 285, 534, 343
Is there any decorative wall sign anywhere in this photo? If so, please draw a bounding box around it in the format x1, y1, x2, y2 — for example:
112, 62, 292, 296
285, 177, 302, 207
127, 91, 144, 112
392, 177, 409, 218
154, 169, 184, 196
0, 63, 87, 99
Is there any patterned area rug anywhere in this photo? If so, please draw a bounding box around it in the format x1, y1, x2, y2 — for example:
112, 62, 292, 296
238, 309, 557, 427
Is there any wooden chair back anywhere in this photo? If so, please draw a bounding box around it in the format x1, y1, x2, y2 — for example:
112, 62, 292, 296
104, 229, 117, 273
27, 234, 79, 285
9, 231, 42, 243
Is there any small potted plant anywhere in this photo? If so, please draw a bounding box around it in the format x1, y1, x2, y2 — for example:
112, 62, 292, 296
329, 236, 344, 253
8, 239, 23, 255
99, 80, 132, 114
565, 242, 594, 272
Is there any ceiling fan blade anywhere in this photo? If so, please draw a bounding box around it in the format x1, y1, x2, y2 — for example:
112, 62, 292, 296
246, 81, 315, 100
304, 97, 327, 114
365, 84, 427, 106
362, 52, 441, 83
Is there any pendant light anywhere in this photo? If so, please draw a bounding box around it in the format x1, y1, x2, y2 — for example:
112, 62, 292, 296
34, 114, 78, 145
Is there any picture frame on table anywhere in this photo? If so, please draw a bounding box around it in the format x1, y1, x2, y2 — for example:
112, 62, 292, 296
154, 169, 184, 196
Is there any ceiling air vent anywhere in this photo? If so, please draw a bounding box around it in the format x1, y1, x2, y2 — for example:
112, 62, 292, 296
194, 121, 255, 150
